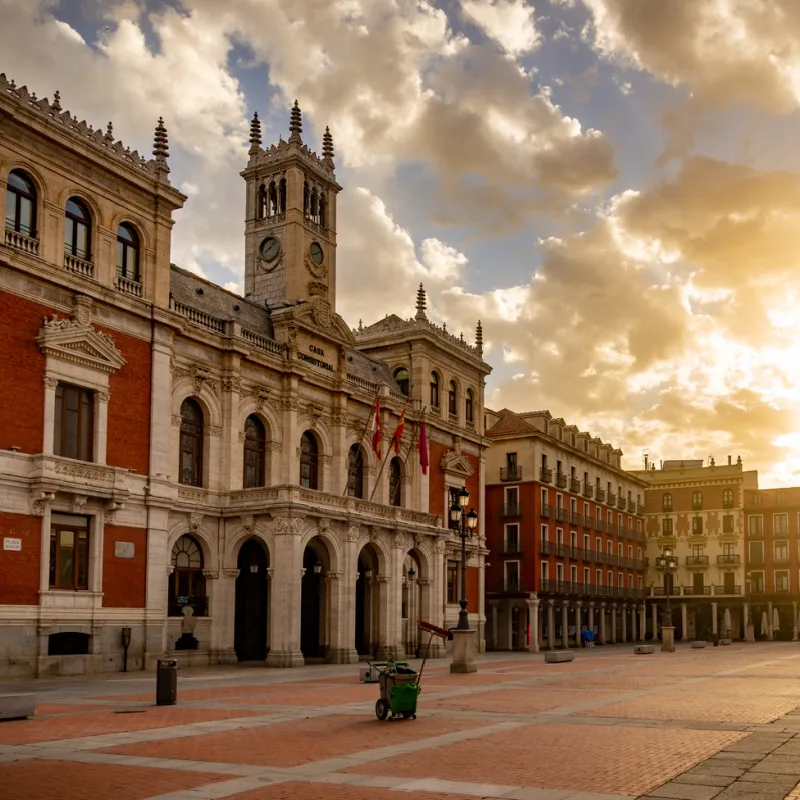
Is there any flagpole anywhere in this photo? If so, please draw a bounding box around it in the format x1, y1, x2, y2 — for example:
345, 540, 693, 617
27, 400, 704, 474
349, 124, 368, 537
368, 399, 418, 504
401, 406, 426, 471
341, 385, 382, 496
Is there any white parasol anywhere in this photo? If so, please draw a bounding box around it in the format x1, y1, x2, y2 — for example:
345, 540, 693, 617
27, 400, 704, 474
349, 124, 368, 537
761, 611, 769, 637
773, 607, 780, 632
723, 607, 731, 635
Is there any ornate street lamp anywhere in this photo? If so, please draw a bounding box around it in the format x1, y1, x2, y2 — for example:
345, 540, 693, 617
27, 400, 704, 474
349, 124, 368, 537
450, 487, 479, 630
313, 560, 323, 575
655, 545, 679, 628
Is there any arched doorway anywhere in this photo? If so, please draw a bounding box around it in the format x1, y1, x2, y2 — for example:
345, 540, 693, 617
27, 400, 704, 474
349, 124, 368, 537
402, 550, 422, 656
356, 543, 380, 658
300, 541, 327, 659
234, 539, 269, 661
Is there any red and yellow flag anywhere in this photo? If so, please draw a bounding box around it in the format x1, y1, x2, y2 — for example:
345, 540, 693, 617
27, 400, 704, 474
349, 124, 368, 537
371, 398, 382, 459
418, 417, 429, 475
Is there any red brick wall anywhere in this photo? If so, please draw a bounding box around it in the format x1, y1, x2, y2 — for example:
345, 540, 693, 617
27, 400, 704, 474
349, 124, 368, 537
0, 513, 41, 605
428, 441, 447, 521
102, 526, 147, 607
0, 291, 48, 453
100, 326, 151, 475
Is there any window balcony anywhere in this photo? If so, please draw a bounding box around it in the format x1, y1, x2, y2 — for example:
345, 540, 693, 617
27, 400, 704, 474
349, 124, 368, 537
540, 540, 555, 556
540, 503, 552, 519
500, 466, 522, 482
570, 478, 581, 493
618, 524, 626, 537
716, 554, 740, 565
714, 585, 741, 595
64, 252, 94, 278
570, 512, 582, 526
501, 503, 521, 519
607, 492, 617, 506
637, 503, 645, 515
583, 484, 594, 499
4, 228, 40, 255
627, 499, 636, 513
556, 544, 569, 557
723, 500, 734, 509
686, 555, 709, 567
691, 521, 704, 536
500, 540, 522, 556
556, 507, 566, 523
596, 519, 606, 533
499, 579, 525, 595
616, 496, 626, 510
596, 488, 606, 503
555, 472, 567, 489
685, 586, 712, 596
540, 467, 553, 483
585, 515, 595, 529
116, 275, 143, 298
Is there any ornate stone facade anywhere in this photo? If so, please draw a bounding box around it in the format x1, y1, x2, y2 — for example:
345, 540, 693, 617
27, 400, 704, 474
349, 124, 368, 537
0, 77, 491, 677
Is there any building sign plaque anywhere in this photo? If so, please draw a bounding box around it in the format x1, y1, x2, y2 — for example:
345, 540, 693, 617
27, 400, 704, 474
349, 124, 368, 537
296, 338, 337, 373
114, 541, 135, 559
2, 538, 21, 552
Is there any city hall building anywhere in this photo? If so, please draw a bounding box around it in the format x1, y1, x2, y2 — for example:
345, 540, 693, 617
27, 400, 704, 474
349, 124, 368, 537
0, 75, 490, 678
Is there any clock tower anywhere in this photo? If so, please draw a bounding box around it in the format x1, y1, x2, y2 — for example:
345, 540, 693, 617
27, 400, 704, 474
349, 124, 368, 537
241, 102, 342, 314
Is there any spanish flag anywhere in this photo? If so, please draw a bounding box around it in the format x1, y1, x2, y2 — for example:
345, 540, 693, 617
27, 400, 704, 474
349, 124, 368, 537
389, 399, 409, 455
418, 416, 429, 475
371, 398, 382, 459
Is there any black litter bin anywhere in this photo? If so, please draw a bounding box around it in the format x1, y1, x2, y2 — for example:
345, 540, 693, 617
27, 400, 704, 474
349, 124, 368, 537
156, 658, 178, 706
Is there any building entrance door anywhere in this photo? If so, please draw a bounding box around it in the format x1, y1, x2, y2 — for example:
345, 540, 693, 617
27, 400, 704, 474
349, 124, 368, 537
234, 539, 268, 661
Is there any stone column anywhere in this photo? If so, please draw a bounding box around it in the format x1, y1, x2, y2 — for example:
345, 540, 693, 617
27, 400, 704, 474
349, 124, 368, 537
574, 601, 582, 647
547, 600, 556, 649
209, 568, 238, 664
526, 597, 540, 653
266, 519, 305, 667
326, 570, 355, 663
681, 603, 688, 641
621, 604, 627, 643
561, 604, 569, 648
639, 605, 647, 642
588, 602, 595, 636
143, 505, 171, 669
599, 602, 607, 644
711, 602, 718, 636
652, 603, 658, 640
744, 602, 755, 642
793, 601, 798, 642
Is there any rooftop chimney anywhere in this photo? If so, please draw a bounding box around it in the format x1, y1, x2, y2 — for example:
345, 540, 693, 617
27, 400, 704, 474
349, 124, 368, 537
728, 455, 732, 466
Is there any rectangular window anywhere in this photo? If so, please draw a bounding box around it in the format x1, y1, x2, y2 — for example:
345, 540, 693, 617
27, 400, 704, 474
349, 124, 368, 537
556, 563, 564, 581
617, 543, 623, 557
749, 516, 763, 535
583, 533, 590, 550
627, 545, 633, 559
541, 561, 549, 582
556, 528, 563, 546
595, 536, 602, 553
54, 383, 94, 461
506, 452, 517, 469
774, 540, 789, 562
724, 572, 736, 593
775, 570, 790, 593
692, 544, 703, 557
446, 561, 458, 604
505, 486, 519, 509
584, 567, 590, 584
692, 517, 703, 535
570, 565, 577, 584
637, 575, 643, 589
607, 540, 612, 554
750, 571, 765, 593
570, 531, 577, 548
617, 573, 623, 587
693, 572, 704, 594
753, 493, 761, 504
596, 569, 602, 585
505, 524, 519, 552
541, 488, 548, 506
749, 540, 764, 564
541, 524, 549, 543
722, 515, 734, 533
775, 514, 789, 536
628, 574, 633, 588
505, 561, 520, 591
607, 570, 613, 585
49, 514, 90, 590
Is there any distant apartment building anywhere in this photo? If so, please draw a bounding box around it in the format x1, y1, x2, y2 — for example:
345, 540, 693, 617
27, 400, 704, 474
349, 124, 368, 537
484, 409, 649, 651
631, 457, 757, 641
744, 486, 800, 641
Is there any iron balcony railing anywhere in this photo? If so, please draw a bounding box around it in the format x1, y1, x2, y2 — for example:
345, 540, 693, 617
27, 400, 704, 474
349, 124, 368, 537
500, 540, 523, 555
556, 508, 567, 523
608, 492, 617, 506
502, 503, 521, 518
583, 484, 594, 499
541, 503, 552, 519
714, 585, 741, 595
540, 540, 555, 556
596, 488, 606, 503
570, 478, 582, 493
499, 579, 525, 594
571, 512, 582, 526
717, 554, 740, 565
555, 472, 567, 489
540, 467, 553, 483
617, 496, 627, 510
686, 555, 709, 566
500, 466, 523, 482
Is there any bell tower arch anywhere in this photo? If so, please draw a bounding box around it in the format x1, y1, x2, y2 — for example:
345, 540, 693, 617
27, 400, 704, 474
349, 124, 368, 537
241, 102, 342, 312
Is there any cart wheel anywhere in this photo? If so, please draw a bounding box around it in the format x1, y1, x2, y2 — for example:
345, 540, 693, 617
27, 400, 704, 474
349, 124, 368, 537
375, 699, 389, 721
411, 714, 416, 719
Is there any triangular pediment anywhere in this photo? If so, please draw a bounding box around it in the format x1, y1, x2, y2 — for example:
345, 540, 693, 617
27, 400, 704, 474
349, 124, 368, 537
37, 318, 127, 374
441, 449, 474, 478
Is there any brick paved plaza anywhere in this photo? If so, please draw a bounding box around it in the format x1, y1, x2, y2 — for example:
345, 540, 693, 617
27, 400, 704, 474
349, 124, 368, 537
4, 644, 800, 799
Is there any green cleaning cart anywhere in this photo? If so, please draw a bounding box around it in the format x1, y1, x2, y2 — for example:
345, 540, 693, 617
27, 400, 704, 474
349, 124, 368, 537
370, 620, 450, 721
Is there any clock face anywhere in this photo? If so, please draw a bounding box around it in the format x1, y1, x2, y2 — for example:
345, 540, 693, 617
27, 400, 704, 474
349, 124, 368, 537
309, 242, 324, 265
260, 237, 280, 262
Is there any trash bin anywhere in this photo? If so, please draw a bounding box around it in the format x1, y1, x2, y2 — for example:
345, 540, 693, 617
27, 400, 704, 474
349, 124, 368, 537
156, 658, 178, 706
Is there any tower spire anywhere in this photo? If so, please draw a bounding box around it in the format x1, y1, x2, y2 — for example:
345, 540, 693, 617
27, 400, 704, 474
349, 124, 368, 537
289, 100, 303, 144
249, 111, 262, 153
476, 320, 483, 357
153, 117, 170, 175
415, 283, 427, 320
322, 125, 335, 167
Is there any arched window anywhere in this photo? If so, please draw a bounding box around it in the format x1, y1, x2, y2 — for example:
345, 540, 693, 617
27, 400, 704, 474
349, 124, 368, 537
347, 444, 365, 499
168, 534, 206, 617
389, 457, 402, 507
64, 197, 91, 261
430, 372, 440, 408
310, 188, 318, 221
268, 181, 278, 216
257, 184, 267, 219
662, 493, 672, 512
179, 398, 204, 487
394, 367, 410, 396
303, 181, 310, 217
692, 491, 703, 510
5, 169, 36, 237
448, 380, 457, 416
300, 430, 318, 490
243, 415, 267, 489
116, 223, 140, 282
723, 488, 733, 509
465, 388, 474, 423
319, 195, 327, 228
279, 178, 287, 213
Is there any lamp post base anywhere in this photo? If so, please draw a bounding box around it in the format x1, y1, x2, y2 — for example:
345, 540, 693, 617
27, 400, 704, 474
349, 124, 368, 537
450, 629, 478, 673
661, 626, 676, 653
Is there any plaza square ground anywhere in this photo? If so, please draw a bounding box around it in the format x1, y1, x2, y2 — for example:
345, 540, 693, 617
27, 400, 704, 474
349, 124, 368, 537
4, 645, 800, 799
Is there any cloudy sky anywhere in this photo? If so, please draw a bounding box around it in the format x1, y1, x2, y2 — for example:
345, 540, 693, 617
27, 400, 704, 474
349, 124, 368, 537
5, 0, 800, 486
